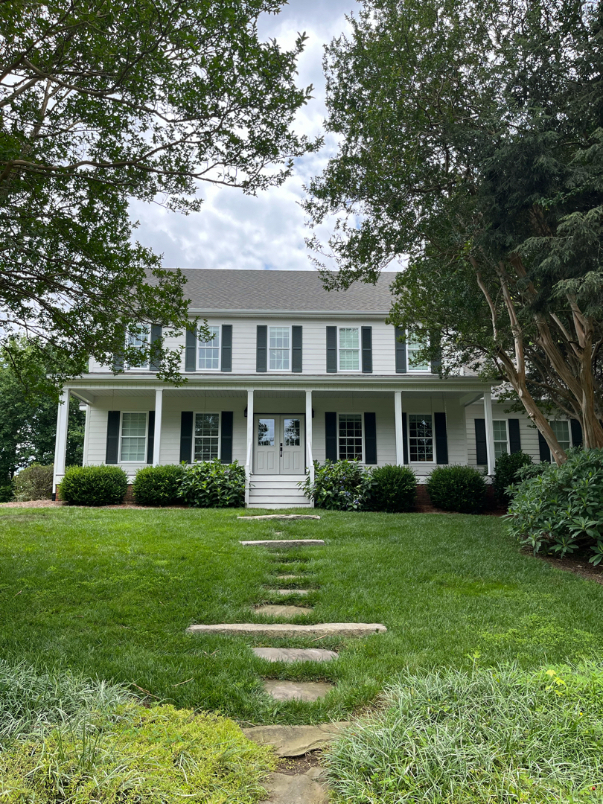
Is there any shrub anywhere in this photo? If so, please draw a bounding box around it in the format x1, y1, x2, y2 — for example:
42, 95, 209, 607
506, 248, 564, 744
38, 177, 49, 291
426, 465, 487, 513
0, 483, 12, 503
301, 460, 375, 511
493, 451, 533, 505
132, 464, 184, 506
178, 460, 245, 508
507, 448, 603, 562
12, 464, 54, 502
60, 465, 128, 506
325, 662, 603, 804
369, 465, 417, 512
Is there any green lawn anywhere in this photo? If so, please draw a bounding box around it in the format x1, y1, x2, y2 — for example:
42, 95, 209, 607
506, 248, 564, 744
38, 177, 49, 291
0, 507, 602, 725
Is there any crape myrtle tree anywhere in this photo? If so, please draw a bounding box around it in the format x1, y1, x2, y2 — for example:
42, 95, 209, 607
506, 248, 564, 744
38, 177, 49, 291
305, 0, 603, 464
1, 0, 318, 388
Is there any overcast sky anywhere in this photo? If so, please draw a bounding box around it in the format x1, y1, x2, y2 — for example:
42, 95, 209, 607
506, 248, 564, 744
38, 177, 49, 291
129, 0, 372, 273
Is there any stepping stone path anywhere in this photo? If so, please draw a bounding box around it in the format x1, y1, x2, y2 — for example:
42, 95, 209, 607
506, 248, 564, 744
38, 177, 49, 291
186, 529, 386, 802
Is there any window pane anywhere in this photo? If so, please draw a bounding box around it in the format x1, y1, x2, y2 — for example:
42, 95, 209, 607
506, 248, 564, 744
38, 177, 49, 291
549, 420, 570, 450
493, 420, 508, 461
269, 327, 290, 370
408, 414, 433, 462
121, 413, 147, 461
339, 414, 363, 460
284, 418, 300, 447
199, 326, 220, 370
407, 335, 430, 371
339, 328, 360, 371
258, 419, 275, 446
194, 413, 219, 461
127, 327, 150, 369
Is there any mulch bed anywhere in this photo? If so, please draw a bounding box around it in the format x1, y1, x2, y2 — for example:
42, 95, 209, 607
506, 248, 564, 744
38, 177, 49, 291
538, 553, 603, 586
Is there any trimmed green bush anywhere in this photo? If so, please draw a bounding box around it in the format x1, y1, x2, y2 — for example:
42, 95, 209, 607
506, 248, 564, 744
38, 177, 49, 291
369, 465, 417, 512
0, 483, 12, 503
12, 464, 53, 502
301, 460, 375, 510
325, 662, 603, 804
427, 465, 487, 513
132, 464, 184, 506
507, 448, 603, 562
178, 460, 245, 508
493, 451, 533, 505
60, 465, 128, 506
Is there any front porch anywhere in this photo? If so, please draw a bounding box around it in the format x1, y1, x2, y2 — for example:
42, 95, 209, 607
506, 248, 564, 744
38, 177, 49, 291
55, 378, 499, 506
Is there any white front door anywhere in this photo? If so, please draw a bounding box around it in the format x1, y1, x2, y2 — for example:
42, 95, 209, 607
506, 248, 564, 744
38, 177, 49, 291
254, 415, 305, 474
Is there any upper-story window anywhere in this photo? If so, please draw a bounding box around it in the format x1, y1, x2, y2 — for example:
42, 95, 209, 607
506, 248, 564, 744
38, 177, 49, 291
127, 327, 150, 370
406, 334, 430, 372
339, 327, 360, 371
269, 326, 290, 370
199, 326, 220, 370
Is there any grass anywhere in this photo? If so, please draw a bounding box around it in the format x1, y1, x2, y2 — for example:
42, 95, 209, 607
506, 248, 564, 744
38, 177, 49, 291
1, 507, 603, 725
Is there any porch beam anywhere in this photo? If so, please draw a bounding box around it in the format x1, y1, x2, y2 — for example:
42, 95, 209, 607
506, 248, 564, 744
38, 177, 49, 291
483, 390, 496, 475
153, 388, 163, 466
394, 391, 404, 466
245, 389, 254, 505
306, 389, 314, 485
53, 388, 70, 495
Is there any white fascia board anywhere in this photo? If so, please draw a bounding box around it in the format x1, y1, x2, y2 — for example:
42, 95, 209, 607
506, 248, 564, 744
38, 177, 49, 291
187, 309, 389, 319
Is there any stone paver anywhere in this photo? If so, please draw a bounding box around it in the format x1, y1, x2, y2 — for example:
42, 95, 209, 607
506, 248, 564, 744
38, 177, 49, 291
261, 772, 328, 804
276, 574, 304, 581
187, 622, 387, 637
263, 680, 334, 702
272, 588, 309, 596
252, 647, 338, 664
239, 539, 324, 548
255, 604, 313, 617
244, 722, 348, 756
237, 514, 321, 520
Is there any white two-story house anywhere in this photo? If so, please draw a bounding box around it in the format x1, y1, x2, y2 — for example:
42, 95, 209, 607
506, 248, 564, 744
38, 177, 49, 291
52, 270, 582, 507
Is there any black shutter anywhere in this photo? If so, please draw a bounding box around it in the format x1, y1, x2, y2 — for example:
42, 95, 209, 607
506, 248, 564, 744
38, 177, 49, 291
147, 410, 155, 464
475, 418, 487, 466
292, 325, 303, 373
430, 330, 442, 374
364, 412, 377, 464
150, 325, 162, 372
434, 412, 448, 464
402, 412, 409, 464
326, 326, 337, 373
538, 430, 551, 462
180, 411, 194, 464
106, 411, 120, 464
112, 352, 124, 373
221, 325, 232, 372
361, 326, 373, 373
325, 412, 337, 461
185, 326, 197, 372
508, 419, 521, 453
395, 327, 407, 373
221, 412, 233, 463
256, 325, 267, 372
571, 419, 583, 447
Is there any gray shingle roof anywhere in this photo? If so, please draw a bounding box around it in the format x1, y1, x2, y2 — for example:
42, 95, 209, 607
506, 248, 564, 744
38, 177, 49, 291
175, 269, 396, 312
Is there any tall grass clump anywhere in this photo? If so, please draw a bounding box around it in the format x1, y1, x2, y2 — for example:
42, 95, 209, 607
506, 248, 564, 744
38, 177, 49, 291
326, 662, 603, 804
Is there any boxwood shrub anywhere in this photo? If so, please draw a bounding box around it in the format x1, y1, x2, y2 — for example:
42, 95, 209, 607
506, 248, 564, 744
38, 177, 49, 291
60, 465, 128, 506
178, 460, 245, 508
301, 460, 375, 510
12, 464, 53, 502
369, 465, 417, 512
132, 464, 184, 506
493, 451, 533, 505
427, 465, 487, 513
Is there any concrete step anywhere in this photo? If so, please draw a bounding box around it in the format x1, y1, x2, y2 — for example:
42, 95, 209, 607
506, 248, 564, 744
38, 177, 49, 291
187, 622, 387, 637
264, 679, 333, 702
240, 539, 324, 548
255, 604, 313, 617
247, 502, 313, 509
271, 588, 310, 596
252, 647, 338, 664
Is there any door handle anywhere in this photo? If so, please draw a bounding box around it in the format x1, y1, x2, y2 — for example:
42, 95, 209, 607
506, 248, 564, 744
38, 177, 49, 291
280, 443, 283, 456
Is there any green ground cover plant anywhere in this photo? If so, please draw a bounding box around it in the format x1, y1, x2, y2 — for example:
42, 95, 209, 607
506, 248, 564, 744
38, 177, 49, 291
326, 662, 603, 804
132, 465, 184, 506
60, 466, 128, 506
0, 507, 602, 725
301, 459, 375, 510
427, 465, 488, 513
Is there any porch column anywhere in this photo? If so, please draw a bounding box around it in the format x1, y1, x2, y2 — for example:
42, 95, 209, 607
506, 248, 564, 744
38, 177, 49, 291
483, 389, 496, 475
306, 389, 314, 484
245, 389, 254, 505
53, 388, 70, 495
153, 388, 163, 466
394, 391, 404, 466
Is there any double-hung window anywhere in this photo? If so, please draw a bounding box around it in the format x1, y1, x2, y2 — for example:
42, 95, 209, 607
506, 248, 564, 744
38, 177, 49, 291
198, 326, 220, 370
406, 334, 430, 372
194, 413, 220, 461
339, 414, 363, 460
339, 328, 360, 371
493, 420, 509, 460
120, 412, 147, 461
549, 420, 571, 451
408, 414, 434, 462
127, 327, 150, 369
269, 327, 290, 370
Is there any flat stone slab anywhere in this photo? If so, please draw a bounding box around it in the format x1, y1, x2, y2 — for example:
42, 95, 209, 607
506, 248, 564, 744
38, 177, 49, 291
276, 574, 304, 580
252, 647, 338, 664
272, 588, 309, 596
187, 622, 387, 637
238, 515, 321, 520
261, 772, 328, 804
255, 604, 313, 617
240, 539, 324, 548
244, 722, 348, 757
263, 679, 334, 702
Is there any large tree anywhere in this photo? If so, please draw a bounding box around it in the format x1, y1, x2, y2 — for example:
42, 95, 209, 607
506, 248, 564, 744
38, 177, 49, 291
1, 0, 317, 387
305, 0, 603, 464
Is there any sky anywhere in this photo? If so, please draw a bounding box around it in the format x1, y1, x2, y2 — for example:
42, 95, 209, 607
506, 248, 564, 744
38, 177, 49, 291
129, 0, 373, 274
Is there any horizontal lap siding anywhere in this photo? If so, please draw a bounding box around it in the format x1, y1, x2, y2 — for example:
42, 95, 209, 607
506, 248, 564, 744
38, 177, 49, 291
465, 403, 541, 465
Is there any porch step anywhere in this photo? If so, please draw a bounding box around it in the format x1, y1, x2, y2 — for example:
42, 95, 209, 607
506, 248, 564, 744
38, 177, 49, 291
248, 474, 311, 509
